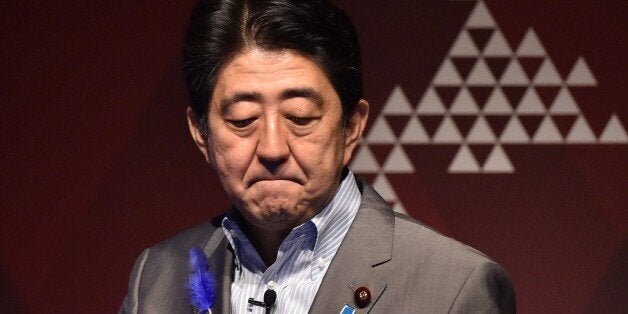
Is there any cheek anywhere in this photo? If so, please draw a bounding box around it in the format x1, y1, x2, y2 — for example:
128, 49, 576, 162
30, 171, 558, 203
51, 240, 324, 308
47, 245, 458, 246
208, 132, 254, 181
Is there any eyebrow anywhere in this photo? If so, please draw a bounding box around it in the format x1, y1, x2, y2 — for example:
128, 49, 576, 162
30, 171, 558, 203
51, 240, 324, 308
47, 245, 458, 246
219, 87, 325, 115
219, 91, 262, 115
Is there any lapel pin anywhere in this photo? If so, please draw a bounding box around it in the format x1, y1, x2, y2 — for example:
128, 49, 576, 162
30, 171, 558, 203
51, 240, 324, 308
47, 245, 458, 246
354, 286, 371, 308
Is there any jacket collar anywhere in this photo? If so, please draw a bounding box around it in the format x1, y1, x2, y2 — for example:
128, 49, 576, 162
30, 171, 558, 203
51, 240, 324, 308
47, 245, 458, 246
309, 180, 394, 313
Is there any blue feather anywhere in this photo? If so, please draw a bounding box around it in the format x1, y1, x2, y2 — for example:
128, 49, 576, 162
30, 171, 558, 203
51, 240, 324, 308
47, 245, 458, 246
187, 247, 217, 313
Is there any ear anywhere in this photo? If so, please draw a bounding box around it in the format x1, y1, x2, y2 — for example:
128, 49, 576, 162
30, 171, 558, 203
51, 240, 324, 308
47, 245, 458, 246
186, 107, 212, 164
343, 99, 369, 165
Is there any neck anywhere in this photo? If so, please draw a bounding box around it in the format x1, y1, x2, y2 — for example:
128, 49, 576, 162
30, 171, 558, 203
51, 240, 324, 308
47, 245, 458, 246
241, 222, 291, 266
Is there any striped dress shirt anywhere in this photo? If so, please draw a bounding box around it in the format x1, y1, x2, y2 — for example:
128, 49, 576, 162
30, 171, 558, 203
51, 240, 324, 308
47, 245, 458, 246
222, 170, 361, 313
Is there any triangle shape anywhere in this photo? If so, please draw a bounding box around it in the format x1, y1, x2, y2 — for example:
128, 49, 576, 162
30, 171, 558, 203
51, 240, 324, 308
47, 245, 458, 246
466, 1, 496, 28
383, 85, 413, 114
366, 116, 397, 144
432, 116, 463, 143
418, 116, 445, 138
466, 58, 496, 85
566, 57, 597, 86
516, 28, 546, 57
549, 87, 580, 114
517, 87, 546, 114
468, 28, 495, 52
485, 57, 511, 80
468, 86, 494, 108
416, 88, 446, 114
392, 201, 407, 214
451, 57, 477, 80
433, 58, 463, 85
452, 115, 477, 138
350, 145, 380, 173
383, 144, 415, 173
501, 116, 530, 143
385, 116, 411, 138
533, 116, 563, 143
469, 144, 494, 165
450, 87, 480, 114
434, 86, 460, 109
485, 115, 512, 137
599, 114, 628, 143
519, 115, 545, 138
518, 57, 545, 80
484, 87, 513, 114
552, 115, 579, 138
533, 58, 563, 85
400, 117, 430, 143
449, 30, 479, 57
535, 86, 561, 109
565, 115, 597, 143
448, 145, 481, 173
482, 145, 515, 173
467, 116, 496, 143
484, 30, 512, 56
372, 173, 397, 202
500, 58, 529, 85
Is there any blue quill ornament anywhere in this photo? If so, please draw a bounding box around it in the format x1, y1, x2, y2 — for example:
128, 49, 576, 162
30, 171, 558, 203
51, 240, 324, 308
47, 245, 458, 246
187, 247, 217, 313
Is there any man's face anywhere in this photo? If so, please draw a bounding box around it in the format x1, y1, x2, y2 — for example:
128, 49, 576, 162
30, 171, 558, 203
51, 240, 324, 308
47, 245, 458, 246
188, 48, 367, 234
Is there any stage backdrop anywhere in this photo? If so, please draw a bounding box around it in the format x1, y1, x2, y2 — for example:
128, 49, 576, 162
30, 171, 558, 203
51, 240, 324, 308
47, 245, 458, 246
1, 0, 626, 313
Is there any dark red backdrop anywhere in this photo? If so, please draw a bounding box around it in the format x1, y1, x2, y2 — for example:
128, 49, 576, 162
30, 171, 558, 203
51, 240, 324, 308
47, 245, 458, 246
1, 1, 626, 313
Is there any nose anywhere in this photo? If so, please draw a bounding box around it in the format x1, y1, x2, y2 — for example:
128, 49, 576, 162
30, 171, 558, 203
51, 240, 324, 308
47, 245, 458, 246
256, 117, 290, 172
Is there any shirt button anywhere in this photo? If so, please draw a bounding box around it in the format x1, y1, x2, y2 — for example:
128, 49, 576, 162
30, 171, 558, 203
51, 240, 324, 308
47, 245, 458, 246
317, 258, 326, 268
267, 280, 276, 290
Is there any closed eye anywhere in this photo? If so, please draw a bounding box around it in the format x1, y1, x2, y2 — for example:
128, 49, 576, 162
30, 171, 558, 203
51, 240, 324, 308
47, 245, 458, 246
289, 116, 316, 126
227, 118, 256, 128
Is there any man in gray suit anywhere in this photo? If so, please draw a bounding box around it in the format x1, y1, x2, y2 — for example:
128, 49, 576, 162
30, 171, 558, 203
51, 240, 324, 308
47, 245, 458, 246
121, 0, 515, 313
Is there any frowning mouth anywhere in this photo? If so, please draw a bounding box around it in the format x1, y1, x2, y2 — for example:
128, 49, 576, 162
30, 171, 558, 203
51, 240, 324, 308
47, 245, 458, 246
247, 176, 304, 187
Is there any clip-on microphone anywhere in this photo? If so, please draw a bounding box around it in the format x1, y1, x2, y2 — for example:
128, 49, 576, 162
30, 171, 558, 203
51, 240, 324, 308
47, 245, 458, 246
247, 289, 276, 314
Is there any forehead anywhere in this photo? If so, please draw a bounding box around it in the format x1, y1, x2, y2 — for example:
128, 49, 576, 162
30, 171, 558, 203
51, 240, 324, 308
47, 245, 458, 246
212, 48, 337, 101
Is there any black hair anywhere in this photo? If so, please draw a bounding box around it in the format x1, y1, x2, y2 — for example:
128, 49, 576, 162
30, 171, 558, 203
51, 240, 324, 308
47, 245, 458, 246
182, 0, 362, 132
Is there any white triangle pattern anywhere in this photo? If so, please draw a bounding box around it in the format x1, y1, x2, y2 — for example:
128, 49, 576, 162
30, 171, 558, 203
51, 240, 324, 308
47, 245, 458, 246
467, 116, 496, 143
467, 58, 496, 85
383, 144, 415, 173
484, 30, 512, 56
433, 116, 463, 143
517, 87, 546, 114
501, 58, 529, 85
567, 57, 597, 86
565, 115, 596, 143
353, 1, 624, 177
549, 87, 580, 114
400, 117, 430, 143
483, 145, 515, 173
367, 117, 396, 144
449, 30, 479, 57
599, 114, 628, 143
467, 1, 496, 28
417, 88, 446, 114
448, 145, 481, 173
350, 145, 380, 173
383, 85, 413, 114
517, 28, 546, 56
372, 173, 397, 202
533, 58, 563, 85
533, 116, 563, 143
450, 87, 480, 114
484, 88, 513, 114
433, 59, 462, 85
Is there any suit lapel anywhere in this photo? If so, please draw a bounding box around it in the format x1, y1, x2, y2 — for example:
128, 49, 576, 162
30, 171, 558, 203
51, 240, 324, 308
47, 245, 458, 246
309, 184, 395, 313
203, 227, 234, 314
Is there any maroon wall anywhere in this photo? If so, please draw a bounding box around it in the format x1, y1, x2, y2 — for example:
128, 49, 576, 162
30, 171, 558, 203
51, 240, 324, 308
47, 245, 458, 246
1, 1, 626, 313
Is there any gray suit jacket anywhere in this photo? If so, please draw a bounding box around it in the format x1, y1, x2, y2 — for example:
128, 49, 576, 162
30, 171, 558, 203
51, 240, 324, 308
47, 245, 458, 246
121, 182, 515, 313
